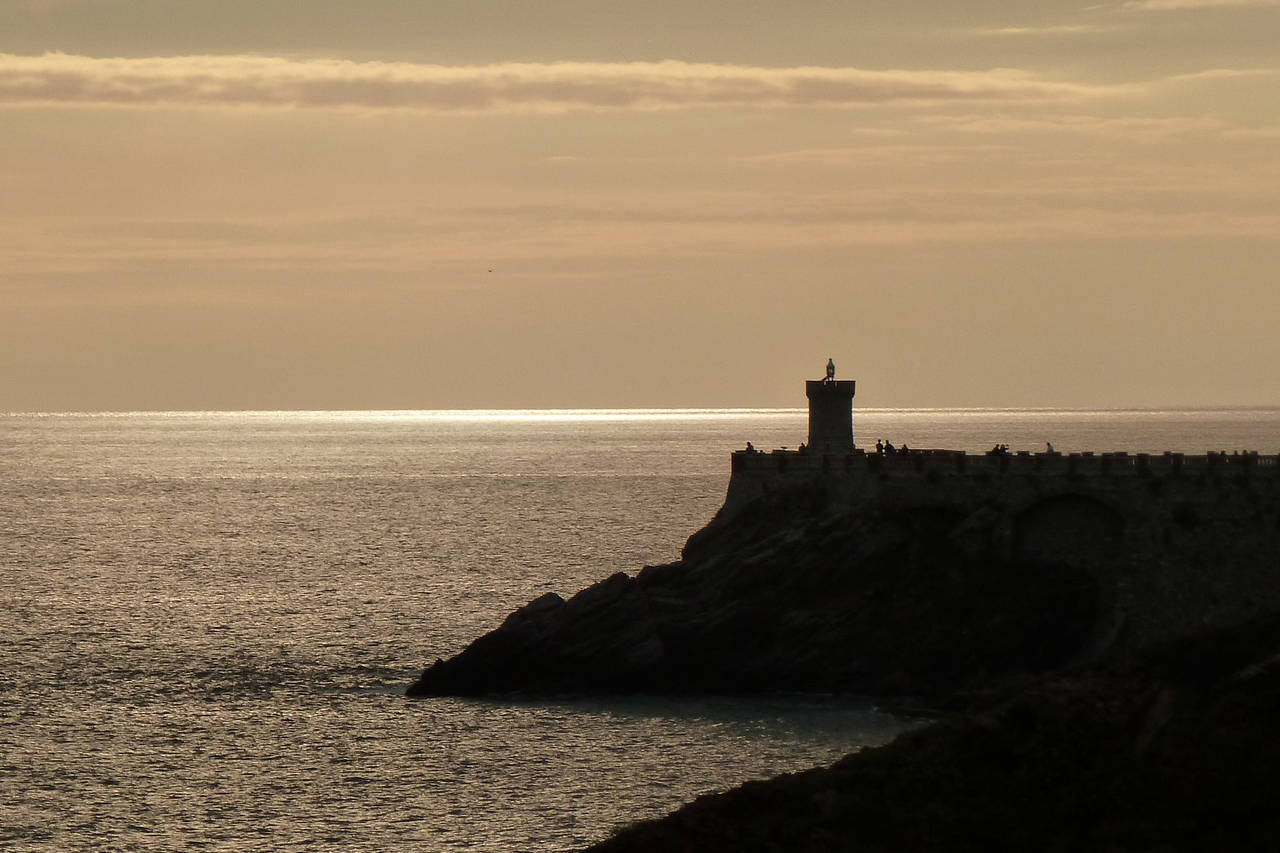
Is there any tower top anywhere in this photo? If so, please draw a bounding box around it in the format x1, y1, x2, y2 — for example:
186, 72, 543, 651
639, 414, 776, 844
806, 362, 856, 451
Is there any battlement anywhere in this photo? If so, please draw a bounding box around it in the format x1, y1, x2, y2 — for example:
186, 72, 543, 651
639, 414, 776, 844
732, 448, 1278, 478
724, 446, 1280, 520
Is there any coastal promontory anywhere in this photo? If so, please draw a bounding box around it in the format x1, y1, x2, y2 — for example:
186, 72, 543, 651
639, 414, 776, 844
410, 374, 1280, 704
407, 371, 1280, 849
408, 484, 1105, 703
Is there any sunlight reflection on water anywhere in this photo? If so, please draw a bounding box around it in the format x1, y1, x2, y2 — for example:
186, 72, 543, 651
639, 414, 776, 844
3, 408, 1276, 850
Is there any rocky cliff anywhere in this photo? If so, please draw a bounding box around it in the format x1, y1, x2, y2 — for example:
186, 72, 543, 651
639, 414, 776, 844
408, 489, 1099, 703
408, 451, 1280, 704
408, 451, 1280, 851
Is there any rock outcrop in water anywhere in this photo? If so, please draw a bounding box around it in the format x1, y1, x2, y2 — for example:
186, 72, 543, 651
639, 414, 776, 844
584, 614, 1280, 852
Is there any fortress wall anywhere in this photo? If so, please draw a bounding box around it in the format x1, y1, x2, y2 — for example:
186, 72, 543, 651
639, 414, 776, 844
720, 448, 1280, 653
725, 449, 1279, 523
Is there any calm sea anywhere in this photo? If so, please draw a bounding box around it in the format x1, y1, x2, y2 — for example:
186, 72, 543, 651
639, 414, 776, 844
3, 408, 1277, 851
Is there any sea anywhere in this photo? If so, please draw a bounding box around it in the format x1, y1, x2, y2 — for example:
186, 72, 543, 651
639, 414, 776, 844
3, 407, 1278, 852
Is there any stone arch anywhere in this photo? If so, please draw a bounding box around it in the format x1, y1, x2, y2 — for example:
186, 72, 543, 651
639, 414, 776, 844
1013, 494, 1125, 568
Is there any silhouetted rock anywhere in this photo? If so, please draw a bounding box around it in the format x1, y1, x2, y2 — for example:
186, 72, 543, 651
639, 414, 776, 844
409, 449, 1280, 703
407, 491, 1102, 703
406, 449, 1280, 849
586, 615, 1280, 852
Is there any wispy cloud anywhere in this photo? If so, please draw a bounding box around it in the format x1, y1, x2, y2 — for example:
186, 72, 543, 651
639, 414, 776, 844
0, 53, 1118, 112
915, 113, 1238, 138
1160, 67, 1280, 82
741, 144, 1020, 166
969, 24, 1110, 36
1122, 0, 1280, 10
7, 160, 1278, 279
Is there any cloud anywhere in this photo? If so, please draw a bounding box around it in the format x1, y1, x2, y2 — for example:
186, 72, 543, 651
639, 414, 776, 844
741, 144, 1020, 166
1224, 125, 1280, 137
1160, 67, 1280, 83
0, 52, 1117, 112
1122, 0, 1280, 9
969, 24, 1110, 36
7, 159, 1277, 282
914, 113, 1237, 138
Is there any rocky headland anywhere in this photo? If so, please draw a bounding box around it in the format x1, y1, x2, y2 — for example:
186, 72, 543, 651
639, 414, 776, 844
407, 445, 1280, 849
408, 487, 1102, 705
409, 450, 1280, 706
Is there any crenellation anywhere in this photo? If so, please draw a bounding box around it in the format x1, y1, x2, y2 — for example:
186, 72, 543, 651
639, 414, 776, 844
729, 446, 1279, 481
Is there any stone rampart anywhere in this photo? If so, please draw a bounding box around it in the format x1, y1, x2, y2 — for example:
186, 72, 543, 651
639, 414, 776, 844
727, 449, 1278, 513
720, 447, 1280, 654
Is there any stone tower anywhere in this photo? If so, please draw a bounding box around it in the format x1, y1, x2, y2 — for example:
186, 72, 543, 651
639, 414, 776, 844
806, 363, 855, 452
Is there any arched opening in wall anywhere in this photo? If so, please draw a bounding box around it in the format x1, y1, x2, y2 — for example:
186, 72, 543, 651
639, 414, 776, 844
1013, 494, 1125, 568
899, 506, 969, 542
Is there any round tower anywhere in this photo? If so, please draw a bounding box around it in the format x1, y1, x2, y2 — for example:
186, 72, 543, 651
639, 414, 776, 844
806, 360, 855, 452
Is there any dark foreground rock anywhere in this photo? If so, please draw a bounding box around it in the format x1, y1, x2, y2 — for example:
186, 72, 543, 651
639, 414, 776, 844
408, 491, 1101, 703
408, 461, 1280, 849
587, 616, 1280, 852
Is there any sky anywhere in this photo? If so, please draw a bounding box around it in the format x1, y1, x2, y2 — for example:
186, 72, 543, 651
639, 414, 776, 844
2, 0, 1278, 410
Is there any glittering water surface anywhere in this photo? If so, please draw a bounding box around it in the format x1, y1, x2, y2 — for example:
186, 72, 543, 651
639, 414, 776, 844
3, 408, 1277, 851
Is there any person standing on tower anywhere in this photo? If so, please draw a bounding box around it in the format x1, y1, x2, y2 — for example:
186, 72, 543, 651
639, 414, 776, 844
825, 358, 836, 382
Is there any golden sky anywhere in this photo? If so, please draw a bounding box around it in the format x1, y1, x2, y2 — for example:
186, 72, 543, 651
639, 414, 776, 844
3, 0, 1278, 409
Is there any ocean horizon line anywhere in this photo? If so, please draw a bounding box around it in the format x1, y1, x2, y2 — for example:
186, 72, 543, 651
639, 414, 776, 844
5, 405, 1280, 420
